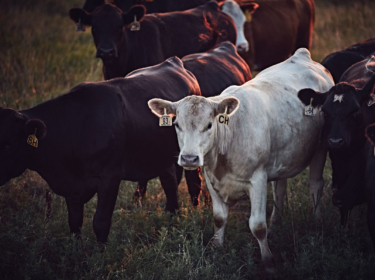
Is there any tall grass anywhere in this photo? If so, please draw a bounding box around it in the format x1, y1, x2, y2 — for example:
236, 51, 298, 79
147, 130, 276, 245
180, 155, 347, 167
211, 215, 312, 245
1, 0, 375, 279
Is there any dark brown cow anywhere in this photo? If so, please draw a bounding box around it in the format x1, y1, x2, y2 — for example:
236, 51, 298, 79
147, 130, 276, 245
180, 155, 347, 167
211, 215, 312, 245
69, 1, 237, 80
239, 0, 315, 71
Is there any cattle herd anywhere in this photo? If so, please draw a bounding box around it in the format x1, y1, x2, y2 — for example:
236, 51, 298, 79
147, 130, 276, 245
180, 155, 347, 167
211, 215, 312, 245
1, 0, 375, 278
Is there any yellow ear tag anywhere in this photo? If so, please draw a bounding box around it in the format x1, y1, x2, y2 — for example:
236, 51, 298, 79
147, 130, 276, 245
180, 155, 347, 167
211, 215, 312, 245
245, 10, 252, 22
76, 18, 85, 32
218, 106, 229, 125
304, 98, 317, 116
27, 128, 38, 148
130, 15, 141, 31
159, 108, 172, 126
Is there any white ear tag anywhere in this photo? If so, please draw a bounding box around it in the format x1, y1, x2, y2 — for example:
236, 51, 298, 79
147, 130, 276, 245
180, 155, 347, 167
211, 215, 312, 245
130, 15, 140, 31
304, 98, 317, 116
368, 95, 375, 107
218, 106, 229, 125
159, 108, 172, 126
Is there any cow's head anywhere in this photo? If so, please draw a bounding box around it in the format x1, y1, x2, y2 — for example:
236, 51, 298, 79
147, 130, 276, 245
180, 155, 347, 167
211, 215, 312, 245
69, 4, 145, 62
298, 75, 375, 149
148, 95, 240, 170
0, 108, 46, 186
221, 0, 258, 52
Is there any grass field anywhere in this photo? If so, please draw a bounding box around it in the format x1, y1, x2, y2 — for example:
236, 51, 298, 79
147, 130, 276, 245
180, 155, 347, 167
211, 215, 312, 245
1, 0, 375, 279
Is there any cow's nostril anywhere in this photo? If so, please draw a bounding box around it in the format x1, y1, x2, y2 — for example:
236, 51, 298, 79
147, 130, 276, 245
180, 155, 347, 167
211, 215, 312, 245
328, 138, 345, 148
181, 155, 199, 166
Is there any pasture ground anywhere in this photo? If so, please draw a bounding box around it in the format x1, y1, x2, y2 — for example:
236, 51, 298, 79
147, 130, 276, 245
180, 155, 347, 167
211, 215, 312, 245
1, 0, 375, 279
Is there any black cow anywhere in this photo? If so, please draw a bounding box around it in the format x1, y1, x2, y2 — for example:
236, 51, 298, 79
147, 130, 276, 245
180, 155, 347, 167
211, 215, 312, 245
182, 41, 251, 97
364, 124, 375, 248
0, 57, 202, 243
82, 0, 213, 13
69, 1, 236, 80
321, 37, 375, 83
298, 55, 375, 229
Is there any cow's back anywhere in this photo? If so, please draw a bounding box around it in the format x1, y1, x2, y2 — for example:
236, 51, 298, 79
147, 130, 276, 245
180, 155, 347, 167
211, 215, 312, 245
213, 49, 333, 181
182, 41, 251, 97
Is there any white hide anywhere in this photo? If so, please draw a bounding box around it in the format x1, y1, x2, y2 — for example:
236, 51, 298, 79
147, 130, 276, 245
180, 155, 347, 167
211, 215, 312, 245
148, 48, 334, 277
222, 0, 249, 52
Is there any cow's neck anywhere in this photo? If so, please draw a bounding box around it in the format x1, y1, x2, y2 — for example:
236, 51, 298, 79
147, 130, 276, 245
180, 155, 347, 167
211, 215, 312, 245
329, 133, 367, 188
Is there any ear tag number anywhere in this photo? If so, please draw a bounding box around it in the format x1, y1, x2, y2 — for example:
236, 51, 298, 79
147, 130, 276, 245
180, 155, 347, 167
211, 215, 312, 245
304, 98, 317, 116
218, 106, 229, 125
76, 19, 85, 32
244, 10, 252, 22
130, 15, 141, 31
159, 108, 172, 126
368, 95, 375, 107
27, 128, 38, 148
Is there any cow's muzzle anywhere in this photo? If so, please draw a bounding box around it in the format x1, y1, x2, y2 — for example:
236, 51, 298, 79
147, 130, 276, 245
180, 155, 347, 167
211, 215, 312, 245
327, 138, 346, 149
96, 48, 117, 60
180, 154, 200, 170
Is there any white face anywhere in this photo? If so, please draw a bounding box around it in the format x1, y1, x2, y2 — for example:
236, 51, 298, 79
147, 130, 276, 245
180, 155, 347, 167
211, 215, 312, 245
148, 96, 240, 170
174, 97, 216, 169
222, 0, 249, 52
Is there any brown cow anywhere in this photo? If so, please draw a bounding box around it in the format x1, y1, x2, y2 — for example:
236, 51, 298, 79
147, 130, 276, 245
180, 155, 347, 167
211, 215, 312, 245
239, 0, 315, 71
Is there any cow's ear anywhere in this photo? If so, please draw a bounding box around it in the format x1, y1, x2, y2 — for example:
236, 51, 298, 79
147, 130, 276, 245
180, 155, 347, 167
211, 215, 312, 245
24, 119, 47, 140
365, 124, 375, 147
358, 73, 375, 104
298, 88, 328, 108
242, 2, 259, 14
69, 8, 92, 26
122, 5, 146, 26
148, 98, 177, 118
215, 97, 240, 116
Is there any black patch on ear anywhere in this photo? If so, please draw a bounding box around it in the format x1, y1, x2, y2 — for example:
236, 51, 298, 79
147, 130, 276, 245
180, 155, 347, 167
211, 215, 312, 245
298, 88, 328, 107
69, 8, 92, 25
122, 5, 146, 26
366, 124, 375, 146
25, 119, 47, 140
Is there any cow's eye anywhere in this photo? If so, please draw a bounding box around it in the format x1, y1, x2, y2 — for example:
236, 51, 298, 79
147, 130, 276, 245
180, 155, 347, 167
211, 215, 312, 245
174, 121, 181, 130
205, 122, 213, 131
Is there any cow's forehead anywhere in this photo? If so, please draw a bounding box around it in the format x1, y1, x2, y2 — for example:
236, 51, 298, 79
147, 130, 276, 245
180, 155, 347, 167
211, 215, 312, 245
323, 85, 359, 114
177, 97, 213, 119
92, 4, 122, 25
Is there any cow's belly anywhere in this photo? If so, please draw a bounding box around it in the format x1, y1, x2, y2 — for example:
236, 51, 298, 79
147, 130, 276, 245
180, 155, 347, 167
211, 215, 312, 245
265, 113, 323, 181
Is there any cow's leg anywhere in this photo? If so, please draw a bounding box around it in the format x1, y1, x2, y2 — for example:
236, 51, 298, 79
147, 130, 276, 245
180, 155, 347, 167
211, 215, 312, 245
175, 163, 183, 185
368, 200, 375, 250
309, 145, 327, 219
204, 169, 228, 247
134, 180, 148, 200
159, 164, 179, 212
249, 170, 277, 278
65, 198, 84, 238
269, 179, 287, 230
93, 177, 121, 244
185, 167, 202, 206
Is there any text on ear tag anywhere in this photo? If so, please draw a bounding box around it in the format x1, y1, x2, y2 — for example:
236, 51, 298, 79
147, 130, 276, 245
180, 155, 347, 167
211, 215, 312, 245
27, 128, 38, 148
130, 15, 141, 31
76, 19, 86, 32
304, 98, 317, 116
159, 108, 172, 126
218, 106, 229, 125
244, 10, 252, 22
368, 95, 375, 107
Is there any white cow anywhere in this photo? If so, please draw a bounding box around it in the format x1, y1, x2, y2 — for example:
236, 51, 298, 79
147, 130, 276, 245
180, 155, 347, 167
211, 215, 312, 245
148, 48, 334, 277
221, 0, 249, 52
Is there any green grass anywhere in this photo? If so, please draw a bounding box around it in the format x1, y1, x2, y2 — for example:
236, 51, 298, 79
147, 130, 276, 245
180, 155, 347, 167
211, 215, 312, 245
1, 0, 375, 279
